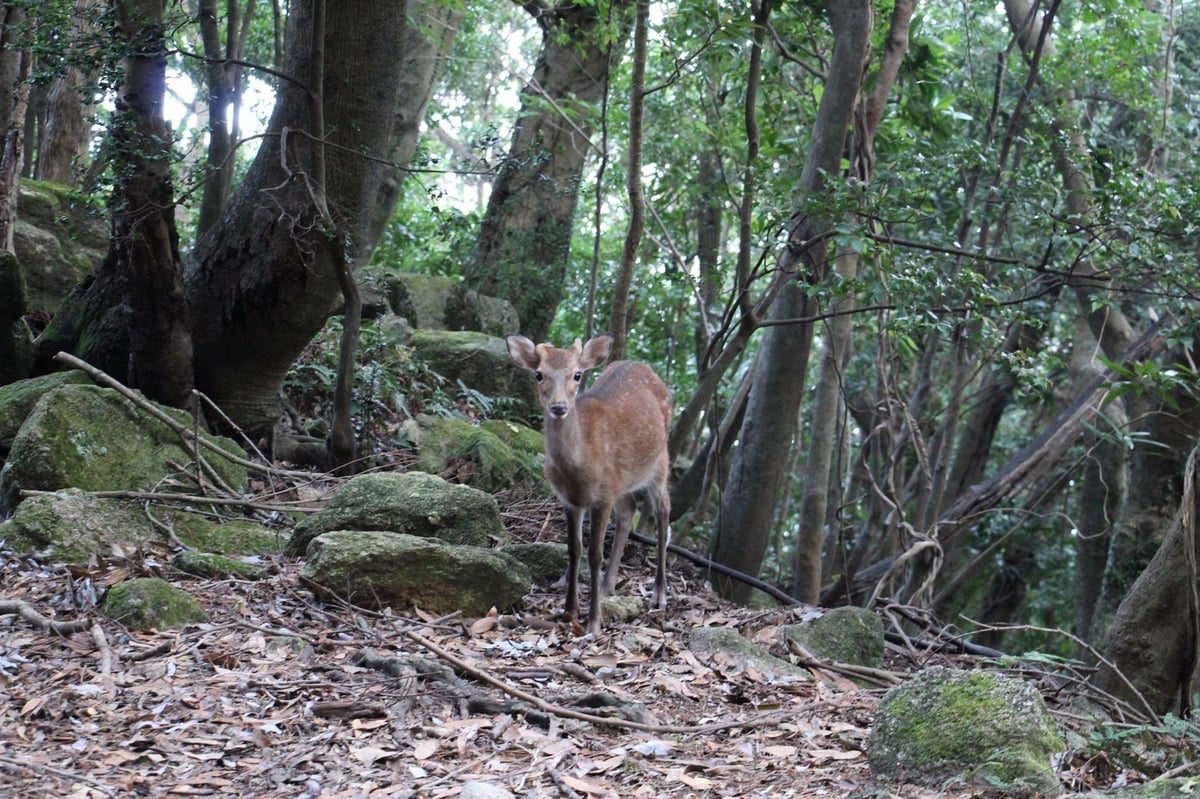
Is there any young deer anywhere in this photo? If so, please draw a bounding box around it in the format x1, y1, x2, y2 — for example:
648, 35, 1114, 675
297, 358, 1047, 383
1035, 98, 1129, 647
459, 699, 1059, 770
507, 334, 671, 635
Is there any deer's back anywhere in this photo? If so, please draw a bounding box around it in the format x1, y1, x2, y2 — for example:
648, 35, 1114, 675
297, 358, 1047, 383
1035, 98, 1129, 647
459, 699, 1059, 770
546, 360, 671, 507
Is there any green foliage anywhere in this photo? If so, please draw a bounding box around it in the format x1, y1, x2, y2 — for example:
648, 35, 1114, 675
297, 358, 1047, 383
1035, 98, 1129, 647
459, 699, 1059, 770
1085, 715, 1200, 777
283, 319, 507, 454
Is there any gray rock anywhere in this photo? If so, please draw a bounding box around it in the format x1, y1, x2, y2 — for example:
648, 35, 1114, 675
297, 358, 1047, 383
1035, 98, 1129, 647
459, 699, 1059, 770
14, 180, 107, 316
868, 665, 1063, 796
0, 489, 282, 563
0, 371, 91, 446
407, 330, 539, 424
287, 471, 506, 555
101, 577, 207, 630
302, 530, 530, 615
407, 414, 542, 492
780, 606, 884, 668
0, 384, 247, 512
688, 626, 812, 681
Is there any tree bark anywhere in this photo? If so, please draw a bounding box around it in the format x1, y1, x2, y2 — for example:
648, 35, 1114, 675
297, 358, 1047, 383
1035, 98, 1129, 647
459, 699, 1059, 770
358, 0, 462, 258
183, 0, 409, 437
195, 0, 254, 239
35, 0, 98, 186
463, 0, 631, 343
111, 0, 194, 408
711, 0, 873, 605
0, 5, 31, 253
1093, 445, 1200, 718
792, 0, 914, 604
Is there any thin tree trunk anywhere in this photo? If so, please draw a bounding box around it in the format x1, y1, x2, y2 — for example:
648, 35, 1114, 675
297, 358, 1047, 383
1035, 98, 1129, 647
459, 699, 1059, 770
0, 6, 31, 253
712, 0, 873, 604
35, 0, 98, 186
358, 0, 462, 258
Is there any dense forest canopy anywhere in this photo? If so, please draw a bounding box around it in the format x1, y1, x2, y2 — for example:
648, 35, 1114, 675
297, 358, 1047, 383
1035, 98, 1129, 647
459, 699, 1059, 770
3, 0, 1200, 714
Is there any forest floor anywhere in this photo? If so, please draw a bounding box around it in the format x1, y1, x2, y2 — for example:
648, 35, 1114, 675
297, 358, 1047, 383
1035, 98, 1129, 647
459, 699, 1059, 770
0, 488, 1147, 798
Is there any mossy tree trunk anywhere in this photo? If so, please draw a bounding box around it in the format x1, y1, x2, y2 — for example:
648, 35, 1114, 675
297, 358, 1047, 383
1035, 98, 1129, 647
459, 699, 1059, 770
463, 0, 631, 344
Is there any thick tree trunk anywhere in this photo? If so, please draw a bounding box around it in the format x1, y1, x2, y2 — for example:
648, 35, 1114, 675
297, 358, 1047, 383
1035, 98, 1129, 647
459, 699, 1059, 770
0, 6, 30, 253
711, 0, 873, 604
35, 0, 99, 186
111, 0, 194, 409
184, 0, 409, 437
1093, 445, 1200, 718
358, 0, 461, 258
463, 0, 631, 343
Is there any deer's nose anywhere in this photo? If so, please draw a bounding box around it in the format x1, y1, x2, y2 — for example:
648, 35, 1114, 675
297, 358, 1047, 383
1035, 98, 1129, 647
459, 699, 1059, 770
548, 403, 569, 418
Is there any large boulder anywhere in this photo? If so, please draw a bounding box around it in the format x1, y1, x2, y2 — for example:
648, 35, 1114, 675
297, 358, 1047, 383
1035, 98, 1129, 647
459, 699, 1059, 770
0, 371, 91, 452
14, 180, 107, 316
302, 530, 530, 615
287, 471, 506, 555
0, 384, 247, 512
408, 329, 539, 423
869, 666, 1064, 796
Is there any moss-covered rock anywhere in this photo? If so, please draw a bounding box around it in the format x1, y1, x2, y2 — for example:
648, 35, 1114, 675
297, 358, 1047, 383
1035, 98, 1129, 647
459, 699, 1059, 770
14, 179, 107, 316
302, 530, 530, 615
500, 542, 569, 585
0, 490, 284, 562
172, 550, 267, 581
287, 471, 506, 555
408, 330, 539, 424
374, 272, 519, 337
0, 384, 247, 511
781, 606, 884, 668
0, 370, 91, 445
101, 577, 207, 630
868, 666, 1064, 796
408, 414, 541, 492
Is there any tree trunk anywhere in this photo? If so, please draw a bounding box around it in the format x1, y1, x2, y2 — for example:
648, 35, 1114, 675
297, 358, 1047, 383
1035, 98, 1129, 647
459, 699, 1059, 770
792, 0, 914, 604
194, 0, 253, 239
358, 0, 461, 259
1093, 445, 1200, 718
110, 0, 194, 408
0, 6, 30, 253
711, 0, 873, 605
183, 0, 409, 437
35, 0, 98, 186
462, 0, 631, 343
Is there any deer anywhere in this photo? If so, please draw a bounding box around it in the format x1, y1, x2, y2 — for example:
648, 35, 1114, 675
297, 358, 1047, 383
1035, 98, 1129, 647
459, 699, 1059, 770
507, 333, 672, 635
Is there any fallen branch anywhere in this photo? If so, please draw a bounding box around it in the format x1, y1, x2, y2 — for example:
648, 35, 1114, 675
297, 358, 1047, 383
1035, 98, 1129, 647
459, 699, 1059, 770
0, 599, 91, 635
394, 628, 798, 734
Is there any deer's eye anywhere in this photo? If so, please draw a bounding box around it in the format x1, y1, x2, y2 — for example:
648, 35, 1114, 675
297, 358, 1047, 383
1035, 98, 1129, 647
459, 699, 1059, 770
534, 371, 544, 382
573, 371, 583, 382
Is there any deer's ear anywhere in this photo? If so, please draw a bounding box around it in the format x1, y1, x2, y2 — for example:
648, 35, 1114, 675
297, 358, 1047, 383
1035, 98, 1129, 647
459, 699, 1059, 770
580, 335, 614, 369
506, 335, 539, 370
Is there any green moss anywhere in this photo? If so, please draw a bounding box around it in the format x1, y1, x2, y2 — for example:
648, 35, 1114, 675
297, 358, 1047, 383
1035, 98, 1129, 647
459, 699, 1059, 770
102, 577, 207, 630
1, 384, 247, 504
172, 551, 266, 581
0, 372, 92, 442
869, 666, 1063, 794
